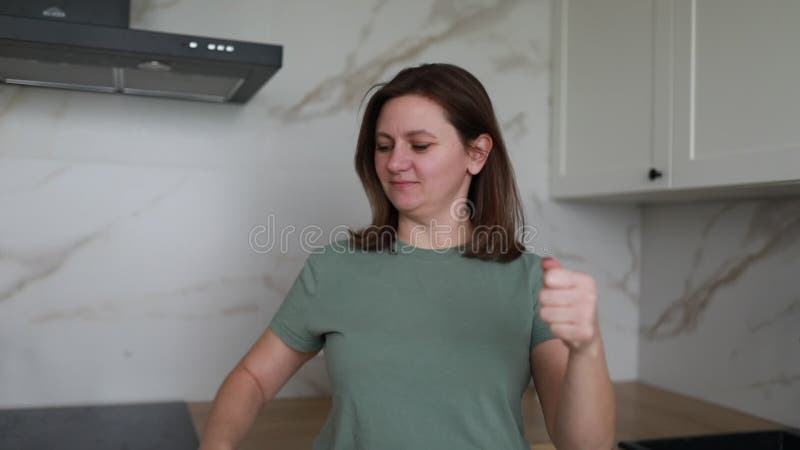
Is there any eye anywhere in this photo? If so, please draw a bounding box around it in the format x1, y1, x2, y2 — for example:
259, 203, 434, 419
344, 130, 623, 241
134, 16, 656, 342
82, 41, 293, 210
412, 144, 430, 151
375, 144, 391, 152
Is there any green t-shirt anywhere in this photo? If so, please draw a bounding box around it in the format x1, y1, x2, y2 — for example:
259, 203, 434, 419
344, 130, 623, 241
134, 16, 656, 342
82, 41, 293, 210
267, 238, 557, 449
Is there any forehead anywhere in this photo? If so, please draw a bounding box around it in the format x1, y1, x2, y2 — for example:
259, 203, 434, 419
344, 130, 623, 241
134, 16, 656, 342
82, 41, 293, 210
375, 95, 449, 134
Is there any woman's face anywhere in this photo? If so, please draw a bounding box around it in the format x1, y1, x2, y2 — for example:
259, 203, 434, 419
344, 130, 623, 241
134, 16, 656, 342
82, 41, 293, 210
374, 94, 476, 224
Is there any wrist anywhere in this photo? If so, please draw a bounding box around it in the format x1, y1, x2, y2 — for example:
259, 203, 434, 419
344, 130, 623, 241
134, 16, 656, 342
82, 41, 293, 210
569, 335, 602, 358
199, 445, 233, 450
198, 439, 235, 450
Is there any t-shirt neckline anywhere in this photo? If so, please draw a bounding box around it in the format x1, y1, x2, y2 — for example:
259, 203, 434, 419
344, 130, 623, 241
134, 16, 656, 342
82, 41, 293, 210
393, 237, 466, 259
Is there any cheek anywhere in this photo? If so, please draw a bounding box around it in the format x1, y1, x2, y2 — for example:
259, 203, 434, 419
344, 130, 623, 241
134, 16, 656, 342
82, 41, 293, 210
425, 150, 465, 182
374, 154, 387, 178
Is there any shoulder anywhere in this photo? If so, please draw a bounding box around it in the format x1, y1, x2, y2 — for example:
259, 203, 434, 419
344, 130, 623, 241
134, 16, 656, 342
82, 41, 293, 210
520, 249, 544, 265
515, 249, 544, 273
517, 250, 546, 290
300, 238, 344, 264
476, 249, 545, 287
302, 237, 361, 266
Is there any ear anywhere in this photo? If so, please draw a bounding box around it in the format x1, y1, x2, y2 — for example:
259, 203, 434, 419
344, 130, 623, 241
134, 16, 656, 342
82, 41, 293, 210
467, 133, 493, 176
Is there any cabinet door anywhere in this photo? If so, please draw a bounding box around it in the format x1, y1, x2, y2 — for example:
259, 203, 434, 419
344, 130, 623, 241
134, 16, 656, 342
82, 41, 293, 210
671, 0, 800, 189
550, 0, 670, 199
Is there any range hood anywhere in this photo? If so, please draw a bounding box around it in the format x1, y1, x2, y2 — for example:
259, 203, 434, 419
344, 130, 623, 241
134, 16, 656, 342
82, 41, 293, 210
0, 0, 282, 103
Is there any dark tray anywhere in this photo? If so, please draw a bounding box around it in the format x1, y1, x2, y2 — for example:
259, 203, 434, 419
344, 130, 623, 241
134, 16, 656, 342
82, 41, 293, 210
618, 428, 800, 450
0, 401, 199, 450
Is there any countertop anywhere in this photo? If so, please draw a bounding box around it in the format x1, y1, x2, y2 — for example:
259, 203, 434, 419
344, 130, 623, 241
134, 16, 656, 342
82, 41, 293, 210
188, 381, 784, 450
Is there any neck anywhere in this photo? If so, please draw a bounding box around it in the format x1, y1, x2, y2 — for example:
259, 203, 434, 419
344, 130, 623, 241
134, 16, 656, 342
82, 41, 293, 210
396, 216, 472, 250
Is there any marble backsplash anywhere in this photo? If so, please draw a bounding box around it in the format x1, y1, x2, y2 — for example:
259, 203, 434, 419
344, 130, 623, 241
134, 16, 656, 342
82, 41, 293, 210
2, 0, 637, 414
640, 198, 800, 427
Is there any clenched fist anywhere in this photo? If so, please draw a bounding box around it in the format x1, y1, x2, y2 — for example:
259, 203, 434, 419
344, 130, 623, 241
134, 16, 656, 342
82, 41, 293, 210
538, 257, 600, 354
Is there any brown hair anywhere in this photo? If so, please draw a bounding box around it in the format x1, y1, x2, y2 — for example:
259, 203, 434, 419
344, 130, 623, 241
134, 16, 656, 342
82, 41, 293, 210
347, 63, 528, 263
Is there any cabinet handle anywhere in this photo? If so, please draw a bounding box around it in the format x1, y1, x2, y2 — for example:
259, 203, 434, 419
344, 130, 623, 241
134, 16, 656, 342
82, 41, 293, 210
648, 168, 663, 181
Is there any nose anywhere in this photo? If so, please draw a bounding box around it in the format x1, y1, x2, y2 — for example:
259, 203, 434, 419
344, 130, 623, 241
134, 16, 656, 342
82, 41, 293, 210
385, 144, 412, 173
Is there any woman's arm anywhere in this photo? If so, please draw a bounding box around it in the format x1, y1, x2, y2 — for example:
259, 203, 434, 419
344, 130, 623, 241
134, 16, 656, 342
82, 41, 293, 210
532, 327, 615, 450
199, 365, 267, 450
199, 329, 320, 450
531, 256, 616, 450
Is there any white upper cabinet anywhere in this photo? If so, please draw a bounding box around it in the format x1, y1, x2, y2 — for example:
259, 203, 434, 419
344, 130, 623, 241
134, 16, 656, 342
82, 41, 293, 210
550, 0, 669, 198
671, 0, 800, 189
550, 0, 800, 201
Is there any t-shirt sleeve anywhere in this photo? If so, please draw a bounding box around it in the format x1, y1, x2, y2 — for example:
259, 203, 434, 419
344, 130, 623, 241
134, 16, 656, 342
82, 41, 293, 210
267, 253, 325, 353
530, 254, 558, 351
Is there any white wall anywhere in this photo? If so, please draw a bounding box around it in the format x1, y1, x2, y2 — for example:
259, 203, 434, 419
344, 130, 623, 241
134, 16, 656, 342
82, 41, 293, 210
640, 198, 800, 427
0, 0, 639, 407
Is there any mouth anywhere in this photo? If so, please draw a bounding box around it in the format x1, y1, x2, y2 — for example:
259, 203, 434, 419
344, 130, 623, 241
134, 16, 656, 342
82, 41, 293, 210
390, 181, 418, 187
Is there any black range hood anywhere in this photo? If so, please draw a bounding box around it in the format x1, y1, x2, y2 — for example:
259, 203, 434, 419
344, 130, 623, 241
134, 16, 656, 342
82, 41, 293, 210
0, 0, 282, 103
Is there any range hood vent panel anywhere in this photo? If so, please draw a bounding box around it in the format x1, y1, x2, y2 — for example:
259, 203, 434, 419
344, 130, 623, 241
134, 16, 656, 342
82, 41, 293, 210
1, 55, 117, 92
0, 55, 246, 102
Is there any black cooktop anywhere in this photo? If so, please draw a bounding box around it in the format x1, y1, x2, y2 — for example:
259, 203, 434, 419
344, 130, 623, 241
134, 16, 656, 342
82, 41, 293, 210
0, 401, 199, 450
618, 428, 800, 450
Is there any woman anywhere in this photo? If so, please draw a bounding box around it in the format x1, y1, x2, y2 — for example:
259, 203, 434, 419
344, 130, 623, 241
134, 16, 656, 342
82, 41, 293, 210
199, 63, 615, 450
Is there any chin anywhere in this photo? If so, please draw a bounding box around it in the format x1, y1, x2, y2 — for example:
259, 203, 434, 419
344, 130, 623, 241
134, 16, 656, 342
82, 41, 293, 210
392, 202, 417, 212
391, 199, 422, 213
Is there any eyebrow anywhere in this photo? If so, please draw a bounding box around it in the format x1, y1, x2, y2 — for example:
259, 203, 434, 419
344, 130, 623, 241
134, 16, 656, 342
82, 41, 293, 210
375, 129, 437, 139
